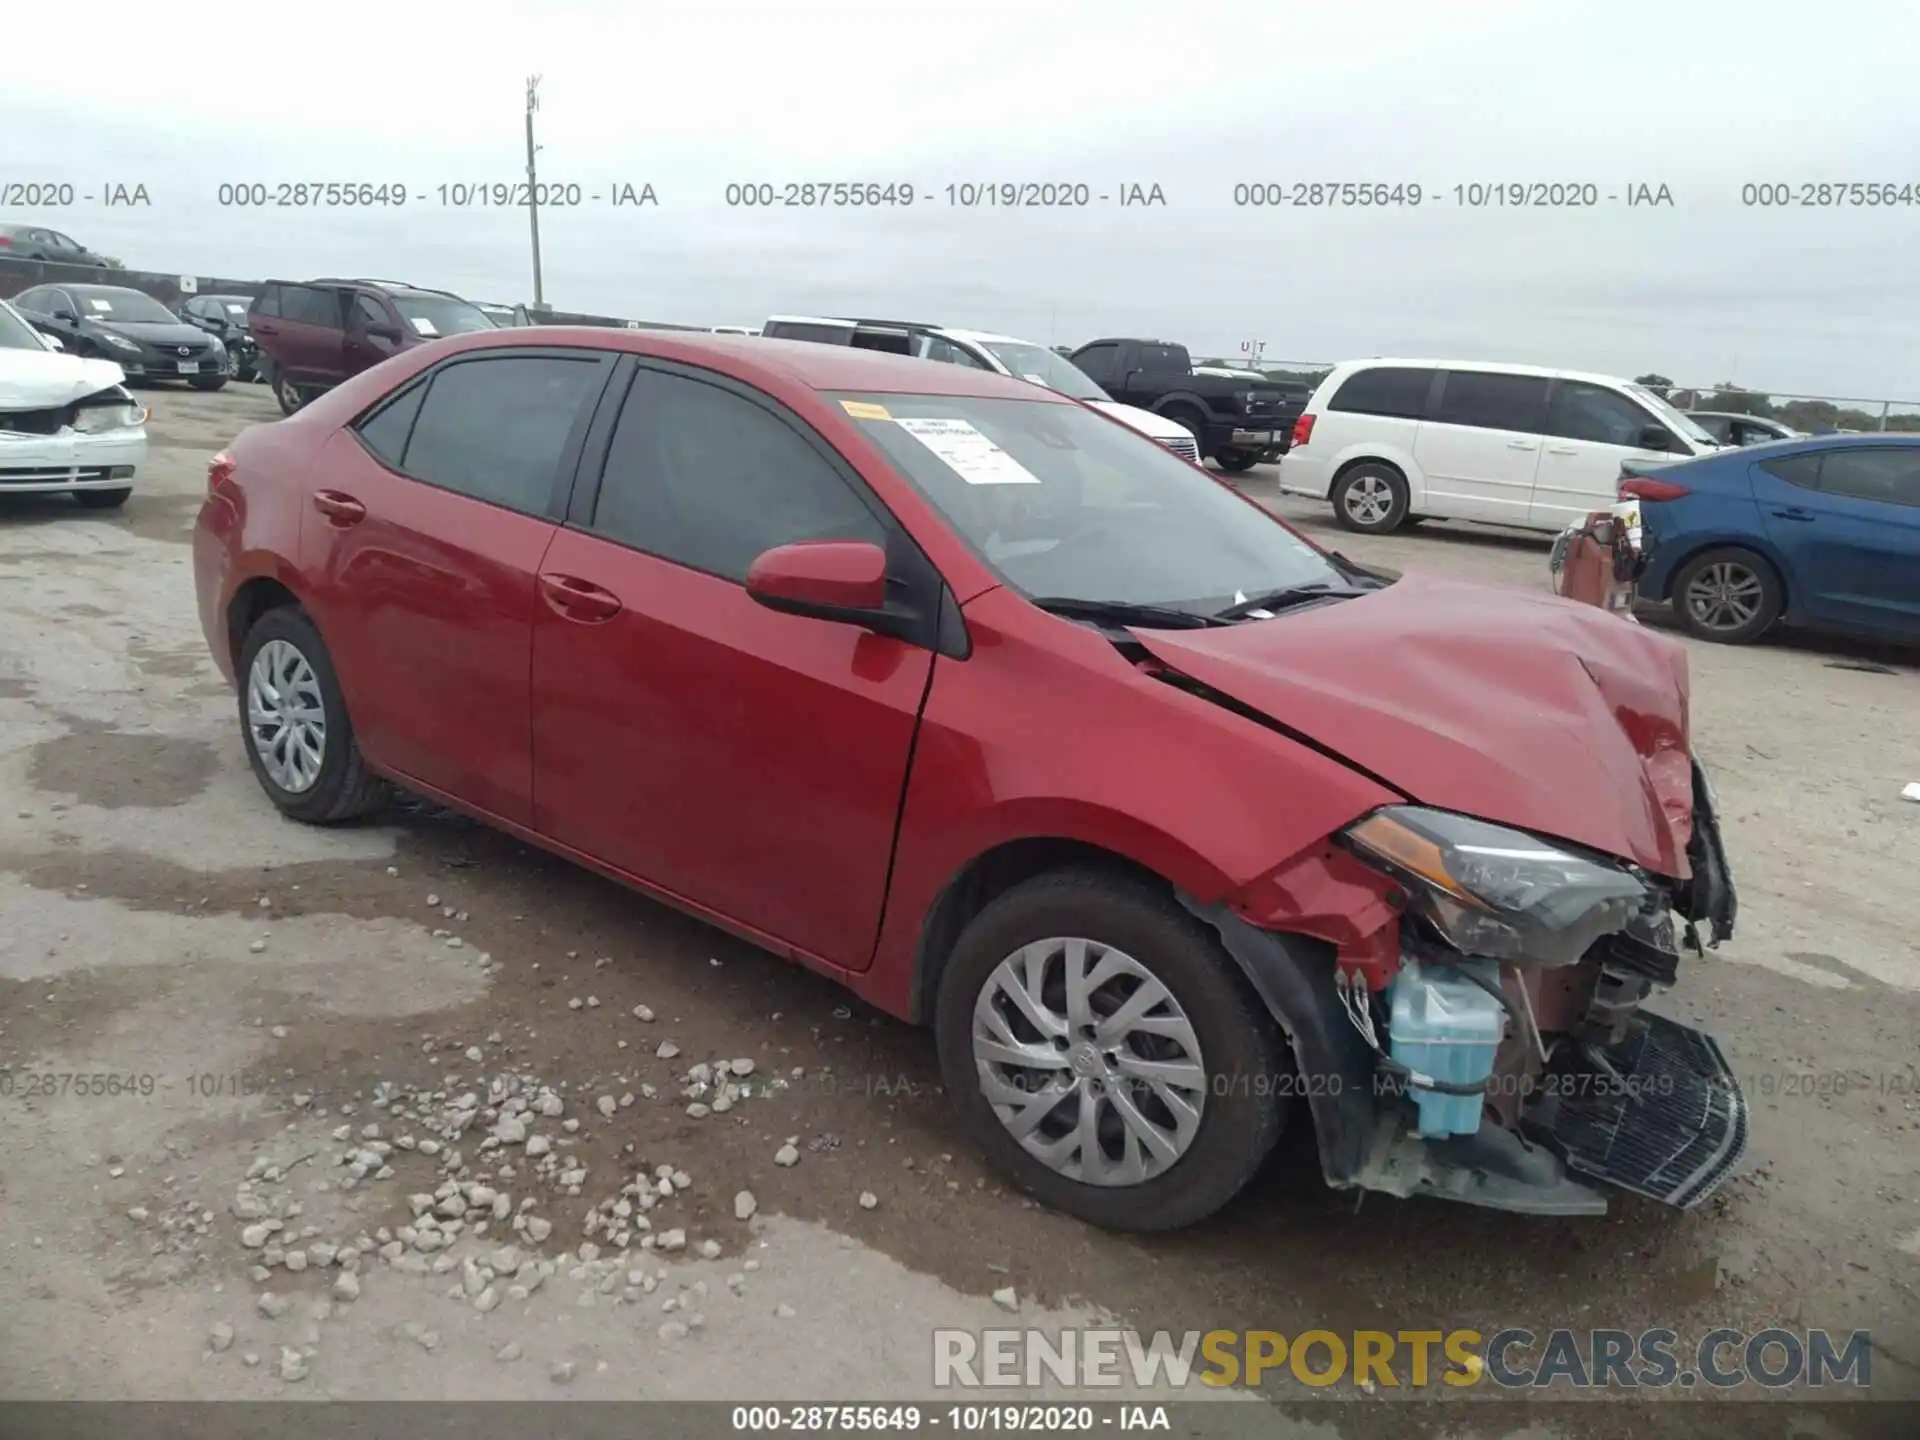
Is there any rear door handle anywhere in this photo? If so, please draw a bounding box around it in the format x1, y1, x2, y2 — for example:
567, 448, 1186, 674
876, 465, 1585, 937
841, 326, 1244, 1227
1545, 445, 1578, 456
1770, 507, 1816, 522
311, 489, 365, 525
538, 573, 623, 622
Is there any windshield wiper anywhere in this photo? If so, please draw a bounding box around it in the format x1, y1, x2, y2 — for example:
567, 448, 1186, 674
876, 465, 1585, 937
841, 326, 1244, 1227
1213, 582, 1370, 621
1030, 596, 1224, 630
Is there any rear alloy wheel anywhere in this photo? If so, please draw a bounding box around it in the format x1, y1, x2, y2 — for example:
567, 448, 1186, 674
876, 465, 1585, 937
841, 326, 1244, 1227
273, 369, 307, 415
1331, 463, 1410, 533
237, 608, 388, 823
1671, 547, 1782, 644
936, 869, 1285, 1231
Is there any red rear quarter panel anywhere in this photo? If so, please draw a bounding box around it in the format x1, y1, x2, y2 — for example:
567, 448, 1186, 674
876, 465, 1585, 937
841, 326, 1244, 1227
856, 586, 1402, 1017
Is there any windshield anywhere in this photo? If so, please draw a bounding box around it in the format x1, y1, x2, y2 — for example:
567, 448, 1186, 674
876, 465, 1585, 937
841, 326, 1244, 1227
976, 341, 1108, 401
0, 303, 52, 352
78, 290, 177, 324
390, 294, 496, 337
1627, 384, 1719, 447
836, 392, 1349, 611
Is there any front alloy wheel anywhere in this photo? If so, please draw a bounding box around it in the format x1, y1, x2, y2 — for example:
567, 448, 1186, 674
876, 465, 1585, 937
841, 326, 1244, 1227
972, 937, 1208, 1185
235, 607, 388, 823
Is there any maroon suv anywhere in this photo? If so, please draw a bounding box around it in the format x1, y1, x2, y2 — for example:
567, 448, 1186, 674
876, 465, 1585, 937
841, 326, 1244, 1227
248, 278, 496, 415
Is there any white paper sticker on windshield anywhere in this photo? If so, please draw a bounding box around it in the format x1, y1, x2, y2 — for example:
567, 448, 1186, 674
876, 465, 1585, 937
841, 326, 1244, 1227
1020, 372, 1049, 385
894, 417, 1039, 485
88, 298, 112, 311
409, 316, 438, 336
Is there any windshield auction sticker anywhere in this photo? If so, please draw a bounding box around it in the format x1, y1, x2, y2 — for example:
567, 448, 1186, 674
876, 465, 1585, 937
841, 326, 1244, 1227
895, 416, 1040, 485
840, 400, 893, 420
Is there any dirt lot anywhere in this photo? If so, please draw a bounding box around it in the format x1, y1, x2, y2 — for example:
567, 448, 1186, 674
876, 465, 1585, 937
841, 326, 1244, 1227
1, 385, 1915, 1433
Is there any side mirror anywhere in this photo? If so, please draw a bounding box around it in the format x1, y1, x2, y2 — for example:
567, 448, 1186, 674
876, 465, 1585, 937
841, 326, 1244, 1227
370, 322, 403, 341
1637, 425, 1672, 451
45, 334, 65, 350
745, 540, 888, 622
51, 308, 80, 324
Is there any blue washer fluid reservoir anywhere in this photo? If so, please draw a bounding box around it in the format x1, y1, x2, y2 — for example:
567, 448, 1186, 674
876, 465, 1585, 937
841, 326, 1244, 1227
1387, 957, 1508, 1138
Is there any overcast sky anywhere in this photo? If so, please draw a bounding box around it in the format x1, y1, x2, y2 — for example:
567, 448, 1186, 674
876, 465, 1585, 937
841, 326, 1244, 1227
8, 0, 1920, 398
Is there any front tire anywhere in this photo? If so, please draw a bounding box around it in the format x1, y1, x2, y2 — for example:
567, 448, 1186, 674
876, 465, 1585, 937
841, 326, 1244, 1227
1330, 462, 1411, 533
935, 869, 1285, 1232
191, 373, 229, 392
236, 607, 388, 824
1671, 546, 1782, 644
74, 488, 132, 510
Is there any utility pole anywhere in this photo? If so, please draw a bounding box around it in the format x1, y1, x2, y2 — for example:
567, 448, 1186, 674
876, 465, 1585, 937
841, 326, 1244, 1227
525, 75, 545, 311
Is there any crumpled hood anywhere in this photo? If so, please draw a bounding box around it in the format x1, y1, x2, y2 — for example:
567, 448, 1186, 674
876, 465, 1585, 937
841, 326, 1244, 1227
1137, 572, 1698, 876
0, 349, 127, 409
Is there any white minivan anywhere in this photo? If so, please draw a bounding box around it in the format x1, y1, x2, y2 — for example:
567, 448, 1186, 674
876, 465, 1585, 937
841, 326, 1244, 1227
1280, 359, 1723, 534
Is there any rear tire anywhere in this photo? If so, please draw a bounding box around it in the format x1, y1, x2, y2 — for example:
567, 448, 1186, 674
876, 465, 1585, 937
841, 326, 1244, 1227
271, 367, 307, 415
1330, 462, 1410, 533
236, 607, 388, 824
1670, 546, 1782, 644
74, 488, 132, 510
1216, 450, 1260, 473
934, 868, 1285, 1232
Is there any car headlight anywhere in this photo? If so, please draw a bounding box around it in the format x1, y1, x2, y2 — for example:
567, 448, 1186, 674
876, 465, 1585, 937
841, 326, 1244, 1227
72, 402, 146, 433
99, 332, 142, 352
1343, 806, 1648, 966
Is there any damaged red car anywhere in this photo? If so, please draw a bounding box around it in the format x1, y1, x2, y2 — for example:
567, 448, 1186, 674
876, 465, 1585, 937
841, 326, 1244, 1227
192, 330, 1744, 1231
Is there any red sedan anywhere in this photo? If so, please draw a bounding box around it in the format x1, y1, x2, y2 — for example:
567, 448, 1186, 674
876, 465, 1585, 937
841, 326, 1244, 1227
194, 329, 1745, 1230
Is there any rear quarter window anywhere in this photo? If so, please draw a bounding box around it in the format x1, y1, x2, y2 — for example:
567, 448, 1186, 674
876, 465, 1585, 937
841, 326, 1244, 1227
1758, 453, 1823, 489
1328, 366, 1432, 419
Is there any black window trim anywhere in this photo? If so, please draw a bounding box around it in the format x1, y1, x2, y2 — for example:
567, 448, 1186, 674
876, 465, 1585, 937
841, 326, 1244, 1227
1757, 451, 1824, 491
346, 345, 618, 523
1541, 376, 1668, 447
1327, 363, 1439, 421
565, 355, 964, 657
1806, 445, 1920, 508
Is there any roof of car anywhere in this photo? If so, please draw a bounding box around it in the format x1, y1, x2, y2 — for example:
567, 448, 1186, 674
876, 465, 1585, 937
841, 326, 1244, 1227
63, 283, 145, 297
466, 328, 1075, 399
1686, 411, 1789, 423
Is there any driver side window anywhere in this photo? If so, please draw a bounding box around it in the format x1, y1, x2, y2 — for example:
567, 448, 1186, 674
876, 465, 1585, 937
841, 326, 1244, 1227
1547, 381, 1660, 447
351, 295, 390, 331
920, 336, 988, 369
588, 368, 888, 583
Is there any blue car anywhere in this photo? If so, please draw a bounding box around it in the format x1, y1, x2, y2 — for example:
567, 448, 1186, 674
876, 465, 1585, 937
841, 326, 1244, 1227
1625, 433, 1920, 645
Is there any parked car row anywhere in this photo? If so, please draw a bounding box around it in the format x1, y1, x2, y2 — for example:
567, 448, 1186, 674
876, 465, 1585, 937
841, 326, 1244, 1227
193, 324, 1745, 1233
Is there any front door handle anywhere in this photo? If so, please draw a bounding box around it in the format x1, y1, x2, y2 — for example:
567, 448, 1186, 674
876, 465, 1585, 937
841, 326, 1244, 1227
1507, 439, 1539, 450
538, 573, 623, 622
1545, 445, 1578, 456
1770, 507, 1816, 522
311, 489, 365, 525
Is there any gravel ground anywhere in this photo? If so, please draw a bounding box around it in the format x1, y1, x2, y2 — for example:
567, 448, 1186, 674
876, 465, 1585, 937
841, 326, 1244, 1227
0, 385, 1914, 1434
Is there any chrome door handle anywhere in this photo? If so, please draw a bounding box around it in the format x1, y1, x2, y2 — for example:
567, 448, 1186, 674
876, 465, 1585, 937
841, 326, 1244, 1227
1507, 440, 1538, 450
1545, 446, 1578, 456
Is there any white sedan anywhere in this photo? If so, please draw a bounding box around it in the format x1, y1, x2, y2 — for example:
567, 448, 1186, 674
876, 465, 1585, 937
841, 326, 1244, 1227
0, 297, 147, 509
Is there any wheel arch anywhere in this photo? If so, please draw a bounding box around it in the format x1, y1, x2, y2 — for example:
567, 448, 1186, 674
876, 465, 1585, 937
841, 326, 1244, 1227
226, 573, 308, 674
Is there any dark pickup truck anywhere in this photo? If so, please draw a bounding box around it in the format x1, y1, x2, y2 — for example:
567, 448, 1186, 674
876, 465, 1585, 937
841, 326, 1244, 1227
1068, 338, 1301, 470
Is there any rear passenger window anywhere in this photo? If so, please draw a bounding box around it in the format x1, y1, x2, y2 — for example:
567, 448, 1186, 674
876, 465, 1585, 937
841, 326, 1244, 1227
253, 286, 281, 319
1759, 453, 1823, 489
397, 356, 604, 514
353, 384, 427, 468
1434, 371, 1550, 433
1328, 366, 1431, 419
281, 286, 342, 328
588, 368, 886, 582
1815, 449, 1920, 507
1546, 381, 1655, 446
1072, 344, 1119, 385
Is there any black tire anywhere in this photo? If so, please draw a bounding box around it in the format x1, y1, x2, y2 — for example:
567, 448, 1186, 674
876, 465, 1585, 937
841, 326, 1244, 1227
235, 607, 388, 824
934, 868, 1286, 1232
271, 366, 306, 415
1330, 462, 1411, 533
191, 373, 229, 392
74, 488, 132, 510
1669, 546, 1782, 644
1216, 450, 1260, 473
1165, 410, 1208, 460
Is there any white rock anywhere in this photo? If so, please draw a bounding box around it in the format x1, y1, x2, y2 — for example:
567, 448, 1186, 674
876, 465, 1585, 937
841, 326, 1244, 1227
493, 1117, 527, 1145
277, 1347, 309, 1382
208, 1322, 235, 1353
283, 1250, 308, 1272
256, 1291, 290, 1319
773, 1143, 800, 1168
465, 1047, 483, 1063
586, 996, 601, 1009
536, 1092, 564, 1118
568, 998, 584, 1011
550, 1360, 577, 1385
734, 1191, 757, 1221
731, 1058, 756, 1076
697, 1239, 722, 1260
427, 893, 441, 907
656, 1042, 680, 1060
859, 1192, 879, 1210
474, 1286, 501, 1313
333, 1272, 361, 1302
775, 1303, 796, 1319
992, 1287, 1019, 1313
525, 1134, 551, 1158
686, 1103, 710, 1119
524, 1216, 553, 1243
596, 1095, 616, 1118
496, 1340, 523, 1363
659, 1320, 690, 1341
657, 1229, 686, 1252
240, 1223, 273, 1249
632, 1005, 654, 1022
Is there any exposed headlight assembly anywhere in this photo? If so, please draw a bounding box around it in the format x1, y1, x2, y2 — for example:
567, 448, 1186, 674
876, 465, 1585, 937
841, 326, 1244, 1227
1344, 806, 1647, 967
73, 401, 146, 434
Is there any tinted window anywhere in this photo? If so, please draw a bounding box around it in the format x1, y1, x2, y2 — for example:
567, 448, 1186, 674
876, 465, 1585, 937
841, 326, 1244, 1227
253, 285, 282, 319
399, 356, 603, 514
1329, 366, 1431, 419
1137, 344, 1187, 374
1434, 371, 1550, 433
1546, 381, 1656, 446
764, 321, 853, 345
1759, 453, 1823, 488
281, 286, 342, 328
12, 288, 48, 313
390, 293, 495, 338
354, 384, 427, 468
1073, 344, 1119, 385
589, 369, 886, 582
351, 294, 390, 329
920, 335, 989, 369
1690, 414, 1733, 442
1816, 449, 1920, 507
